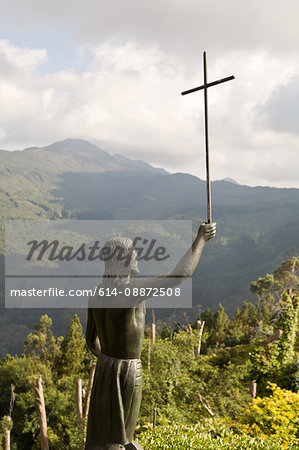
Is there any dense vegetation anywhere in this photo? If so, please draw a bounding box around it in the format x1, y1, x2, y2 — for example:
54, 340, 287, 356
0, 257, 298, 448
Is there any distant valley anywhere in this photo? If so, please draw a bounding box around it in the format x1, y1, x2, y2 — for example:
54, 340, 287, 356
0, 139, 298, 355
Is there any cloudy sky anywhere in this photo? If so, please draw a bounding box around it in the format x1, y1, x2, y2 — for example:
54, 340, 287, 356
0, 0, 298, 188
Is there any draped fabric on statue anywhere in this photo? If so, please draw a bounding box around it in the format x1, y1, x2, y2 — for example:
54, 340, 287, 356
85, 353, 142, 449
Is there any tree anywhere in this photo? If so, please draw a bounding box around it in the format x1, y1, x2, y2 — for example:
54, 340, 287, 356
273, 257, 298, 299
55, 314, 89, 379
0, 315, 88, 449
24, 315, 61, 366
249, 257, 299, 394
272, 292, 298, 365
0, 354, 49, 449
160, 323, 171, 340
208, 304, 229, 352
250, 257, 299, 327
226, 302, 257, 347
250, 274, 275, 324
200, 308, 213, 330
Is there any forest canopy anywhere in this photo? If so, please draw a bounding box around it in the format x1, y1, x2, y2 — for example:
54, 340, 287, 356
0, 257, 298, 449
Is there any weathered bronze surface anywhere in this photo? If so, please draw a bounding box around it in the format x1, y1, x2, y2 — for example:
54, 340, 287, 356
85, 223, 216, 449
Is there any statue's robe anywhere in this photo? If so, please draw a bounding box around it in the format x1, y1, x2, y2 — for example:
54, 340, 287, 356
85, 352, 142, 449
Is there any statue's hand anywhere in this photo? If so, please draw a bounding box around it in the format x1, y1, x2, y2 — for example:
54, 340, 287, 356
198, 222, 216, 242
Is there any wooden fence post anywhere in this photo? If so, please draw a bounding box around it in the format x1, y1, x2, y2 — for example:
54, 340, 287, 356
84, 361, 96, 434
76, 378, 83, 427
32, 377, 49, 450
153, 407, 157, 430
2, 416, 12, 450
249, 380, 257, 399
196, 320, 205, 359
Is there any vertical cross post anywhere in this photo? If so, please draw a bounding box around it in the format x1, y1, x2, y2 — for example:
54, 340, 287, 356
203, 52, 211, 223
181, 52, 235, 224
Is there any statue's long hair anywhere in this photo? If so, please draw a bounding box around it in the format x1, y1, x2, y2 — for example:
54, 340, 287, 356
89, 237, 140, 308
100, 237, 139, 290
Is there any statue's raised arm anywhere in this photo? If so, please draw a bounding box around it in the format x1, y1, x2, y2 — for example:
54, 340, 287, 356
130, 222, 216, 297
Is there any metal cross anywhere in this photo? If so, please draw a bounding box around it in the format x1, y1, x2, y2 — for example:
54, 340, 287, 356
181, 51, 235, 223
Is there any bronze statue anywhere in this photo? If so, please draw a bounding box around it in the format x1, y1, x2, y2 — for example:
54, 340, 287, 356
85, 222, 216, 449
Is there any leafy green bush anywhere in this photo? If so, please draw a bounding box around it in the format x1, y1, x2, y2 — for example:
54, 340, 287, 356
138, 423, 297, 449
239, 383, 299, 443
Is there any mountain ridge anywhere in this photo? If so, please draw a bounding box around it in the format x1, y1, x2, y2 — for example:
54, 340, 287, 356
0, 138, 298, 355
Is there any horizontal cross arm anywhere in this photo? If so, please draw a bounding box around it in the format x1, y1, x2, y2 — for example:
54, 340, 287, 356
181, 75, 235, 96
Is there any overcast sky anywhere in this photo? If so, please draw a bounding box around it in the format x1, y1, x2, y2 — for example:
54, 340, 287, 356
0, 1, 298, 187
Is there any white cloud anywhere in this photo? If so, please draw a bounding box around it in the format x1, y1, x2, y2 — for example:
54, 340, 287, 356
2, 1, 299, 59
255, 75, 299, 135
0, 39, 47, 73
0, 39, 299, 188
0, 1, 299, 188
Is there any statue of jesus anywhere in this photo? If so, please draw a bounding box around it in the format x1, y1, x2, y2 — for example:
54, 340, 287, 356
85, 222, 216, 450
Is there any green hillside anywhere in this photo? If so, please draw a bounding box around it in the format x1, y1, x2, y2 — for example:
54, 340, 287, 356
0, 139, 298, 355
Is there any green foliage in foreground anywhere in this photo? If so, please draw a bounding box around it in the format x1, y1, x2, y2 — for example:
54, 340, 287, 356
138, 423, 298, 449
0, 257, 298, 448
239, 383, 299, 443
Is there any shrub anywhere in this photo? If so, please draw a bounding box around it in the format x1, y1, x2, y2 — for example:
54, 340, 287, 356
240, 383, 299, 443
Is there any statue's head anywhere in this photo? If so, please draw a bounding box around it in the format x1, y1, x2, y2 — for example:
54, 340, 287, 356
102, 236, 140, 279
